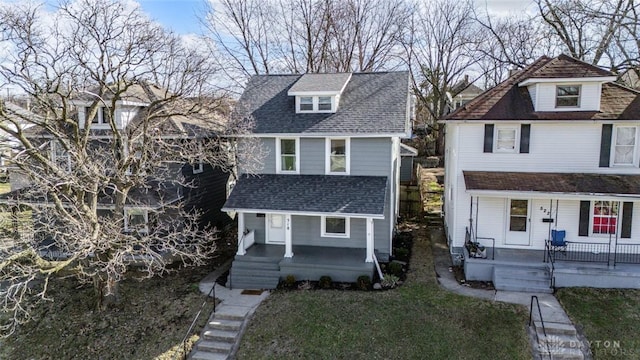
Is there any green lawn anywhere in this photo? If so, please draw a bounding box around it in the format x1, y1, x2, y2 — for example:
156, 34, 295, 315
556, 288, 640, 359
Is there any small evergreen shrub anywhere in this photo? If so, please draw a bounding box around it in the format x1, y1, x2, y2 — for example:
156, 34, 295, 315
388, 261, 404, 277
356, 275, 371, 290
284, 274, 296, 287
319, 276, 332, 289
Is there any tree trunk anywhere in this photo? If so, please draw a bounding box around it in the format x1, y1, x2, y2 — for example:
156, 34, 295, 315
93, 273, 121, 310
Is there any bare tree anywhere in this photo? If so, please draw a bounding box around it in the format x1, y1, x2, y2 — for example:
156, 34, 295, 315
402, 0, 481, 154
0, 0, 263, 336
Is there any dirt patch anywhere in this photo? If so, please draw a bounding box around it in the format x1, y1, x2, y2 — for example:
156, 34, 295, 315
0, 230, 237, 360
451, 265, 495, 290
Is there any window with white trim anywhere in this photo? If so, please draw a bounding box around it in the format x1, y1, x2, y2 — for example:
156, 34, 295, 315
556, 85, 580, 107
592, 201, 618, 235
124, 208, 149, 234
296, 96, 335, 113
326, 138, 349, 174
192, 142, 204, 174
51, 141, 71, 172
276, 138, 299, 173
494, 126, 518, 152
321, 216, 350, 238
612, 126, 637, 166
85, 106, 109, 126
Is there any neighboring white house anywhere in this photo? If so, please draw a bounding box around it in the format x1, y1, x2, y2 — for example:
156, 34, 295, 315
222, 72, 412, 289
443, 54, 640, 291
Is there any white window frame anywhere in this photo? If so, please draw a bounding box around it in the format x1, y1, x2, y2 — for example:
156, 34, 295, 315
611, 126, 637, 166
51, 141, 71, 172
590, 200, 619, 236
296, 96, 335, 113
555, 85, 581, 108
325, 138, 350, 175
192, 142, 204, 174
275, 137, 300, 174
321, 216, 350, 238
124, 208, 149, 234
494, 126, 518, 153
85, 106, 109, 128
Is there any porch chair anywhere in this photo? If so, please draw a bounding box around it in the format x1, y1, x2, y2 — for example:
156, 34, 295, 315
550, 229, 567, 253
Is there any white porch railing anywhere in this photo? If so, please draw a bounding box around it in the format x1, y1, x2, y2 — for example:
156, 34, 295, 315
237, 230, 255, 256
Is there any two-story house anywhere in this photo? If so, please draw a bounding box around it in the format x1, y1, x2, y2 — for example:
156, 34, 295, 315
222, 72, 412, 289
0, 83, 231, 257
443, 54, 640, 292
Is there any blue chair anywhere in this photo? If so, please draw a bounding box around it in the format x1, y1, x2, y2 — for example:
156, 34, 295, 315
551, 230, 567, 252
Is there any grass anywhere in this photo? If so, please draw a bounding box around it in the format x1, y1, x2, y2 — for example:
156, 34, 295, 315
556, 288, 640, 359
236, 222, 531, 360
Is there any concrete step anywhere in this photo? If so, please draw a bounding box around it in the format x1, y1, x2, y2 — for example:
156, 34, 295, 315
495, 277, 552, 289
214, 308, 248, 322
196, 339, 233, 353
494, 282, 553, 294
496, 267, 549, 278
534, 321, 577, 336
208, 318, 242, 331
230, 267, 280, 277
227, 279, 279, 290
190, 350, 228, 360
203, 329, 237, 343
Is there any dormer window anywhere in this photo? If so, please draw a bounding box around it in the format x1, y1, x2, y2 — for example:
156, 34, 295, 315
555, 85, 580, 107
300, 97, 313, 111
85, 106, 109, 127
296, 96, 334, 113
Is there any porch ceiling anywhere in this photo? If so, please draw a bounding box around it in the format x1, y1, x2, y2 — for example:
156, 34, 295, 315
464, 171, 640, 199
223, 174, 387, 217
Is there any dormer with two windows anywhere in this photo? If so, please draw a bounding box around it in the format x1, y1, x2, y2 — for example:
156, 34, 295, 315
287, 73, 352, 113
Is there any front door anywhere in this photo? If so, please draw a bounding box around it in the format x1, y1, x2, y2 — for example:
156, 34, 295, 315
266, 214, 286, 244
505, 199, 531, 245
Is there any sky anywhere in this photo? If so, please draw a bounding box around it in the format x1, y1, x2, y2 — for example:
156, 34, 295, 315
137, 0, 537, 36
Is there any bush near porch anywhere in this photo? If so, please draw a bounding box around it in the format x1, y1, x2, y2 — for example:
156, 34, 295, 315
556, 288, 640, 360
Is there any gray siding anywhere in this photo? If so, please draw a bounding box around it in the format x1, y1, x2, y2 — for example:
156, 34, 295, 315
400, 156, 414, 182
374, 190, 391, 256
241, 138, 275, 174
351, 138, 392, 176
300, 138, 324, 174
244, 213, 266, 244
292, 215, 366, 248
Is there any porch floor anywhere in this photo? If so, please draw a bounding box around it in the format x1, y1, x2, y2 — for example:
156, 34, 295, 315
244, 244, 372, 269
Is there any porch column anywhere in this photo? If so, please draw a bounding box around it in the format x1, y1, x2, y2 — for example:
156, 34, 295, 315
236, 212, 246, 256
365, 217, 374, 262
284, 214, 293, 258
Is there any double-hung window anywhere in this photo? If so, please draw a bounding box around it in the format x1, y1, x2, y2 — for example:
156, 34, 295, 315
296, 96, 335, 112
276, 138, 299, 173
124, 208, 149, 234
495, 126, 517, 152
321, 216, 350, 238
299, 97, 313, 111
86, 106, 108, 126
592, 201, 618, 235
612, 126, 637, 166
326, 138, 349, 174
318, 96, 332, 111
556, 85, 580, 107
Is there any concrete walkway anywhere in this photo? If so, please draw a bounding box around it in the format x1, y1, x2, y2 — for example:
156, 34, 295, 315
429, 225, 587, 359
189, 260, 270, 360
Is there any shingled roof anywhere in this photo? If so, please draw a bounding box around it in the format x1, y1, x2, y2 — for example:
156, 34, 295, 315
464, 171, 640, 198
444, 54, 640, 121
223, 174, 388, 217
237, 71, 410, 135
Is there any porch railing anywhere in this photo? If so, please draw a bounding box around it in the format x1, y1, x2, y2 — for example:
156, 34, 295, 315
549, 240, 611, 265
614, 243, 640, 265
543, 241, 555, 289
529, 295, 552, 359
465, 226, 495, 260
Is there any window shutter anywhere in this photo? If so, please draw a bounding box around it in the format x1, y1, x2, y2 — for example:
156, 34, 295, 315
578, 201, 590, 236
622, 202, 633, 238
483, 124, 494, 153
599, 124, 612, 167
520, 124, 531, 153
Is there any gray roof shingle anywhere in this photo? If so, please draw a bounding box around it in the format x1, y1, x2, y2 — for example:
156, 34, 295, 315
288, 73, 352, 93
237, 71, 410, 135
223, 174, 388, 216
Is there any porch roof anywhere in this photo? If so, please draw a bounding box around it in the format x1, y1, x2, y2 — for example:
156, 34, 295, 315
463, 171, 640, 199
223, 174, 387, 218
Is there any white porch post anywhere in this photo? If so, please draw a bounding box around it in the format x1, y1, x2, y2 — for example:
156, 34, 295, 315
236, 212, 246, 256
284, 214, 293, 258
366, 217, 374, 262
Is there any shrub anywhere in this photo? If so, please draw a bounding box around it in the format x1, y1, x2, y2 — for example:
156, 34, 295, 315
319, 276, 332, 289
381, 274, 400, 289
297, 280, 312, 290
388, 261, 404, 277
284, 274, 296, 288
356, 275, 371, 290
